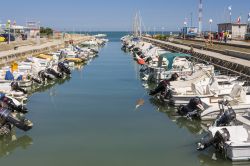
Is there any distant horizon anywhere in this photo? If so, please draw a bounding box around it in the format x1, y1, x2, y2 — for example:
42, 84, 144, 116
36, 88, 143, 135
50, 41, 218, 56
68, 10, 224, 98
64, 30, 180, 32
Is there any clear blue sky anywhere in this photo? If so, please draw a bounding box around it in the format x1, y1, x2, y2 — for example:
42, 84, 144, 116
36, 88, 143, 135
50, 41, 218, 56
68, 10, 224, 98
0, 0, 249, 31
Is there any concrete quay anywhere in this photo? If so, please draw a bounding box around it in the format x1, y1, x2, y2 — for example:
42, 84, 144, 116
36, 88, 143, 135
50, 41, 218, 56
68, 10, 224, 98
0, 35, 92, 66
142, 37, 250, 78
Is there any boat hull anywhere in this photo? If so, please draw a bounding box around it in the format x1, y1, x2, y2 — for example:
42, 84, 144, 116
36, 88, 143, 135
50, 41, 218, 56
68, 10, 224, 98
226, 143, 250, 161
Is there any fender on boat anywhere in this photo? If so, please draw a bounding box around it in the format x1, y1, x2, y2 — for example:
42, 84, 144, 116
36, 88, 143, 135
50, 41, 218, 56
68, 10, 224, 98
137, 58, 145, 65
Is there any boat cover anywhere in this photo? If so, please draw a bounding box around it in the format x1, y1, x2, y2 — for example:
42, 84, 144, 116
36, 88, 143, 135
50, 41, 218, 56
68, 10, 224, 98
17, 75, 23, 81
159, 53, 191, 69
5, 71, 14, 80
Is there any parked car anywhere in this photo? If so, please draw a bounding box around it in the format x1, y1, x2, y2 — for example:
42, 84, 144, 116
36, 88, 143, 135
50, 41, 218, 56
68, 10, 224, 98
0, 34, 15, 42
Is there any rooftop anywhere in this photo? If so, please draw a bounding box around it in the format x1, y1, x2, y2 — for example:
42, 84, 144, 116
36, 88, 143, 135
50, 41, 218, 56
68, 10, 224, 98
218, 23, 247, 26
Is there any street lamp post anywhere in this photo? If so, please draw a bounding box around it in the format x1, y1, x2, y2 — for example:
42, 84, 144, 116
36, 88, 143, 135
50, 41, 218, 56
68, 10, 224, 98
209, 19, 213, 41
209, 19, 213, 33
228, 6, 232, 23
184, 21, 187, 39
7, 20, 11, 44
37, 21, 41, 45
13, 20, 16, 38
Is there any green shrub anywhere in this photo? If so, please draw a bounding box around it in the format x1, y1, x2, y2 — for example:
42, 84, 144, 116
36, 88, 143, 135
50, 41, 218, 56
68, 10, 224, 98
40, 27, 53, 37
153, 34, 170, 40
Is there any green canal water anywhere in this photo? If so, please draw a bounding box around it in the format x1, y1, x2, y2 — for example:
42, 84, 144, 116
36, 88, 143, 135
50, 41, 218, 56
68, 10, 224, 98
0, 32, 240, 166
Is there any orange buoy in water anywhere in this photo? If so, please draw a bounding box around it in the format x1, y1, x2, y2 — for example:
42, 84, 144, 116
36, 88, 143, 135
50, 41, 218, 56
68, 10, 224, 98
137, 58, 145, 65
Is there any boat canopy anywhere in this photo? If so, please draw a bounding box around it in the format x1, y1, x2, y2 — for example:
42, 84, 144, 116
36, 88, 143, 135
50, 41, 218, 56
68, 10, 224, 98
132, 37, 140, 42
5, 71, 14, 80
159, 53, 191, 69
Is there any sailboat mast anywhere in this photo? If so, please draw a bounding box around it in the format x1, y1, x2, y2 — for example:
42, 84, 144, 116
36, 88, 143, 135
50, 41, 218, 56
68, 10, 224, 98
132, 11, 143, 37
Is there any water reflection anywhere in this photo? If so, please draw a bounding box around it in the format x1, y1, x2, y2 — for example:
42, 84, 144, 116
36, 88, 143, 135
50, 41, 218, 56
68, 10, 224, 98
29, 76, 71, 94
198, 151, 229, 166
0, 133, 32, 157
197, 151, 250, 166
149, 97, 208, 135
73, 63, 85, 71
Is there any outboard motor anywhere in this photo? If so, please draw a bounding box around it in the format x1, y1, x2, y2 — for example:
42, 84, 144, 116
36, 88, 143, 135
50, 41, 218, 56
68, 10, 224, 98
31, 77, 42, 84
0, 93, 28, 114
149, 73, 179, 96
145, 57, 153, 63
121, 45, 126, 50
149, 80, 168, 96
197, 128, 230, 151
132, 47, 140, 53
90, 48, 98, 54
136, 51, 143, 57
46, 68, 63, 79
0, 108, 32, 131
215, 108, 236, 127
177, 97, 204, 119
38, 71, 45, 81
128, 44, 135, 51
10, 82, 27, 94
38, 70, 55, 81
58, 62, 71, 75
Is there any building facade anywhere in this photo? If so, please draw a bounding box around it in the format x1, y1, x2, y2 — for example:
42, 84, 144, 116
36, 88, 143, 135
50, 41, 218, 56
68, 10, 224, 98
25, 21, 40, 38
218, 23, 247, 39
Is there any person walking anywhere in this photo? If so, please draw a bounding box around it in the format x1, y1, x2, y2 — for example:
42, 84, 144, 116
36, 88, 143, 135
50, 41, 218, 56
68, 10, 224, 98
224, 31, 228, 43
215, 32, 218, 41
219, 32, 223, 42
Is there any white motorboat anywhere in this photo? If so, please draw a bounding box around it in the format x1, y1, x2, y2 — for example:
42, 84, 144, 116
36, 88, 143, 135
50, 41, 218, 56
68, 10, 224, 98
94, 34, 107, 38
200, 85, 250, 120
144, 53, 193, 81
170, 79, 244, 106
0, 82, 27, 101
197, 106, 250, 161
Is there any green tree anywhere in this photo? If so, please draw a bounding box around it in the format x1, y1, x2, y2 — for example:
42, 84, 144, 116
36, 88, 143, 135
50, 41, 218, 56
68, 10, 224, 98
40, 27, 53, 37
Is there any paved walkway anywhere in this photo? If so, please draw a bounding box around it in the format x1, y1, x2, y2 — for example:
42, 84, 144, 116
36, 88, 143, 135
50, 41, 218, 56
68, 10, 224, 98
0, 36, 92, 58
190, 38, 250, 47
0, 40, 63, 57
143, 37, 250, 68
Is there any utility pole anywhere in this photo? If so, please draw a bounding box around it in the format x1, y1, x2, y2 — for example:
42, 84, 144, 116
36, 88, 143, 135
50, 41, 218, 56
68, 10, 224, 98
7, 20, 11, 44
161, 27, 164, 35
190, 12, 193, 27
198, 0, 203, 35
248, 12, 250, 33
209, 19, 213, 32
228, 6, 232, 23
38, 21, 40, 45
13, 20, 16, 38
184, 21, 187, 39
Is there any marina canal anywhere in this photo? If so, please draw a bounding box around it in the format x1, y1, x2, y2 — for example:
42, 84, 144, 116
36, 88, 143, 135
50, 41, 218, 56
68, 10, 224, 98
0, 32, 238, 166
